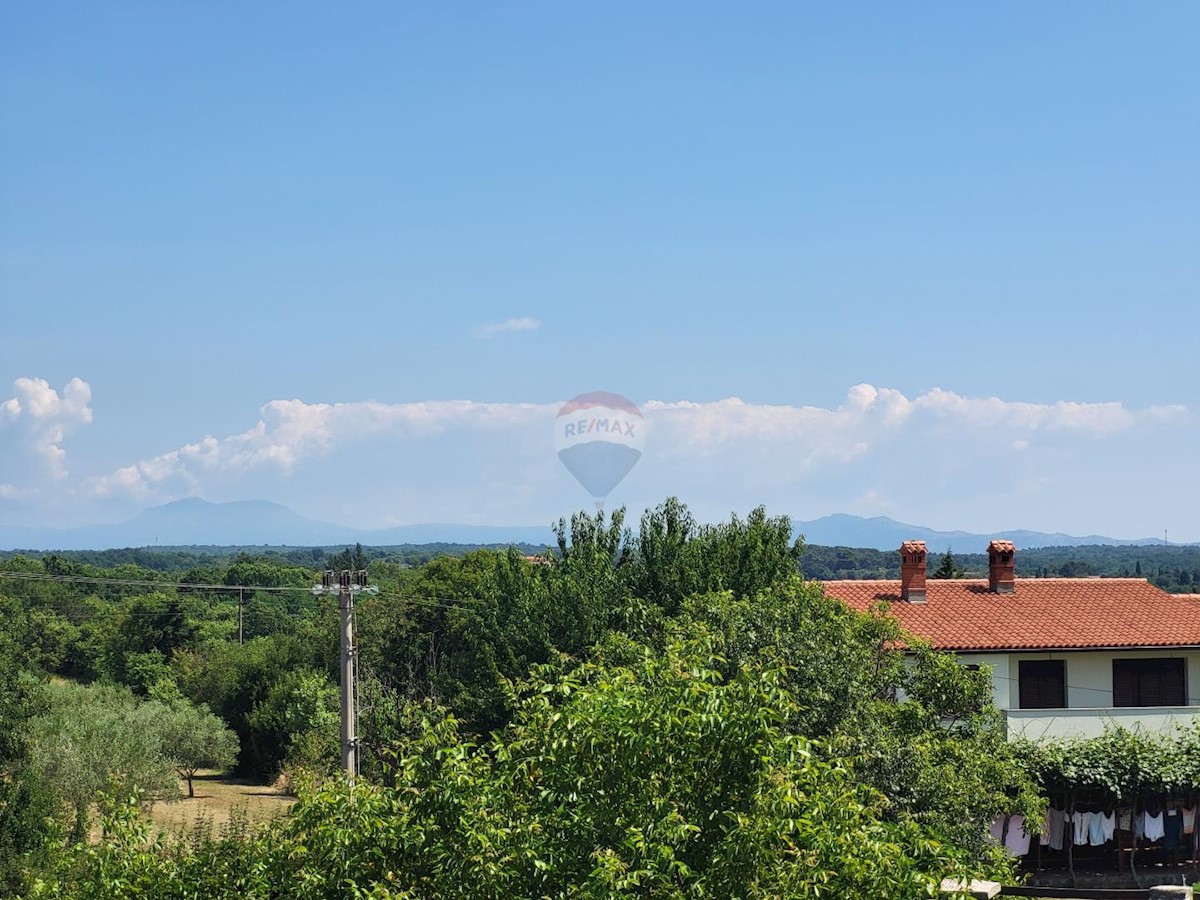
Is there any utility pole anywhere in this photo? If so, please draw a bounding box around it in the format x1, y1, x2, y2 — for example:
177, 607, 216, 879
312, 568, 376, 782
238, 588, 244, 645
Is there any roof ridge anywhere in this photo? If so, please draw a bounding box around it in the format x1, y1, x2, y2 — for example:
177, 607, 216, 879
819, 576, 1153, 583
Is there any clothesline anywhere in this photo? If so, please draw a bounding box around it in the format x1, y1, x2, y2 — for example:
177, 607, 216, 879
992, 803, 1198, 859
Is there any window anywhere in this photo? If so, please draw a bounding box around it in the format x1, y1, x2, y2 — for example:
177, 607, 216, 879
1019, 660, 1066, 709
1112, 658, 1186, 707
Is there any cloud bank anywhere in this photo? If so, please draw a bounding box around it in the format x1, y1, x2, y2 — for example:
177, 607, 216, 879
2, 377, 1192, 537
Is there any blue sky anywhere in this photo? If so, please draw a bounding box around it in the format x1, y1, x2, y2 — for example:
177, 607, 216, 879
2, 2, 1198, 539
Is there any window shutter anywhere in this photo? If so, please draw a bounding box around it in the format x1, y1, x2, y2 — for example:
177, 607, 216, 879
1045, 664, 1066, 708
1141, 666, 1165, 706
1160, 659, 1186, 706
1112, 658, 1186, 707
1113, 661, 1136, 707
1019, 668, 1038, 709
1019, 660, 1066, 709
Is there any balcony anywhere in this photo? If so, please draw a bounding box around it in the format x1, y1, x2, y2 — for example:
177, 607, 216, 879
1004, 706, 1200, 740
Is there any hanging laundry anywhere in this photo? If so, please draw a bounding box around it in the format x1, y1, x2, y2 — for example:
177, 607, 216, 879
1100, 811, 1116, 842
1004, 814, 1031, 857
1118, 809, 1132, 832
1183, 807, 1196, 835
1041, 808, 1066, 851
1164, 811, 1182, 851
1144, 810, 1165, 842
1088, 811, 1108, 846
990, 815, 1005, 844
1073, 810, 1089, 845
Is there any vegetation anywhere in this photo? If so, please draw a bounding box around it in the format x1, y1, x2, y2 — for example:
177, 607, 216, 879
1016, 722, 1200, 803
931, 548, 965, 579
799, 542, 1200, 592
0, 498, 1085, 896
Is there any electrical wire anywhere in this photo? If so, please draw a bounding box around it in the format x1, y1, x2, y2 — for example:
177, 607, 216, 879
11, 571, 1196, 701
0, 569, 498, 613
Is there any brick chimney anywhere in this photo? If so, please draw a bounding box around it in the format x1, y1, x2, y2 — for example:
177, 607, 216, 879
900, 540, 928, 602
988, 540, 1016, 594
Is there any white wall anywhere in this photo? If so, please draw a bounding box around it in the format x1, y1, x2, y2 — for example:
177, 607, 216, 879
959, 648, 1200, 739
982, 649, 1200, 709
1005, 707, 1200, 740
964, 653, 1011, 710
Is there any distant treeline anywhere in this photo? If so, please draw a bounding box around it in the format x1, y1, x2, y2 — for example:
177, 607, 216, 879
4, 539, 1199, 593
800, 543, 1200, 593
0, 542, 551, 572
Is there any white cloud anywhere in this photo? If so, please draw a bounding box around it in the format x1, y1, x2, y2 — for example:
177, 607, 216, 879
645, 384, 1182, 447
85, 384, 1188, 514
0, 377, 93, 480
88, 398, 557, 497
475, 317, 541, 338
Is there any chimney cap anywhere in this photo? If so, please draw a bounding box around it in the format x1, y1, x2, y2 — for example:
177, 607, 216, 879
988, 540, 1016, 554
901, 540, 928, 554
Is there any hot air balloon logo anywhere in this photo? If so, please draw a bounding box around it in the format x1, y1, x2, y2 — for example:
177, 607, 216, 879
555, 391, 644, 510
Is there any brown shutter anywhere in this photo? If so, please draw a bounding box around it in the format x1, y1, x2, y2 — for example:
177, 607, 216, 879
1113, 660, 1136, 707
1112, 658, 1186, 707
1019, 660, 1066, 709
1159, 659, 1186, 706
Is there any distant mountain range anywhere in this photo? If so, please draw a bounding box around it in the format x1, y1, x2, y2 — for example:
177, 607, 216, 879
0, 499, 558, 551
0, 499, 1180, 553
788, 513, 1171, 553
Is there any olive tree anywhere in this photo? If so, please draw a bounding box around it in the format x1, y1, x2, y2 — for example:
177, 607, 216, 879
158, 702, 240, 798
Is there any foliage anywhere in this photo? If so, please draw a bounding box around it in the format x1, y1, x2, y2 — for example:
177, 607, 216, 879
797, 542, 1200, 593
28, 635, 1001, 899
1015, 721, 1200, 802
931, 549, 964, 579
1, 498, 1062, 894
174, 636, 328, 776
27, 682, 181, 840
0, 635, 58, 895
157, 702, 240, 798
678, 580, 1043, 855
246, 669, 339, 778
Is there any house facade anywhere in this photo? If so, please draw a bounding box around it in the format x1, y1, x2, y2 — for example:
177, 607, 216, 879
821, 541, 1200, 740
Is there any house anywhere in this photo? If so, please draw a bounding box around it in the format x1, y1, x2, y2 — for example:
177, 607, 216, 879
821, 541, 1200, 740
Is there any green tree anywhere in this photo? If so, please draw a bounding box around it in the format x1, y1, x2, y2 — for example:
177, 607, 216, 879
0, 635, 58, 895
28, 682, 180, 840
159, 702, 240, 798
931, 548, 962, 579
173, 635, 320, 778
32, 633, 1011, 899
246, 668, 338, 777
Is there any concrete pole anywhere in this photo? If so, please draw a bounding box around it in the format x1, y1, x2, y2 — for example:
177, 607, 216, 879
339, 575, 357, 781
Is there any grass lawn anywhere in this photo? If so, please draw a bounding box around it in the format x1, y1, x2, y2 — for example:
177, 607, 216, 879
147, 770, 295, 837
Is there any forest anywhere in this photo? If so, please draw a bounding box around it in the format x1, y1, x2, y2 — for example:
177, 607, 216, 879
5, 535, 1196, 591
800, 543, 1200, 593
0, 497, 1191, 897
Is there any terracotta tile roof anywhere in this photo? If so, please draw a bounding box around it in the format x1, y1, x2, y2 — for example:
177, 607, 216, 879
900, 540, 928, 554
821, 578, 1200, 651
988, 540, 1016, 554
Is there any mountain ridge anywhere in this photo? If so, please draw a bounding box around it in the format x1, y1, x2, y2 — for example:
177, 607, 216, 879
0, 499, 1183, 552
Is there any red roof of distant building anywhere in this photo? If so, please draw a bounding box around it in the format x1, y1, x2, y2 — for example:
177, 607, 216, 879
822, 578, 1200, 652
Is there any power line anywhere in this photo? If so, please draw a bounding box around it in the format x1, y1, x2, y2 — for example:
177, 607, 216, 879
0, 571, 310, 593
0, 570, 497, 610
